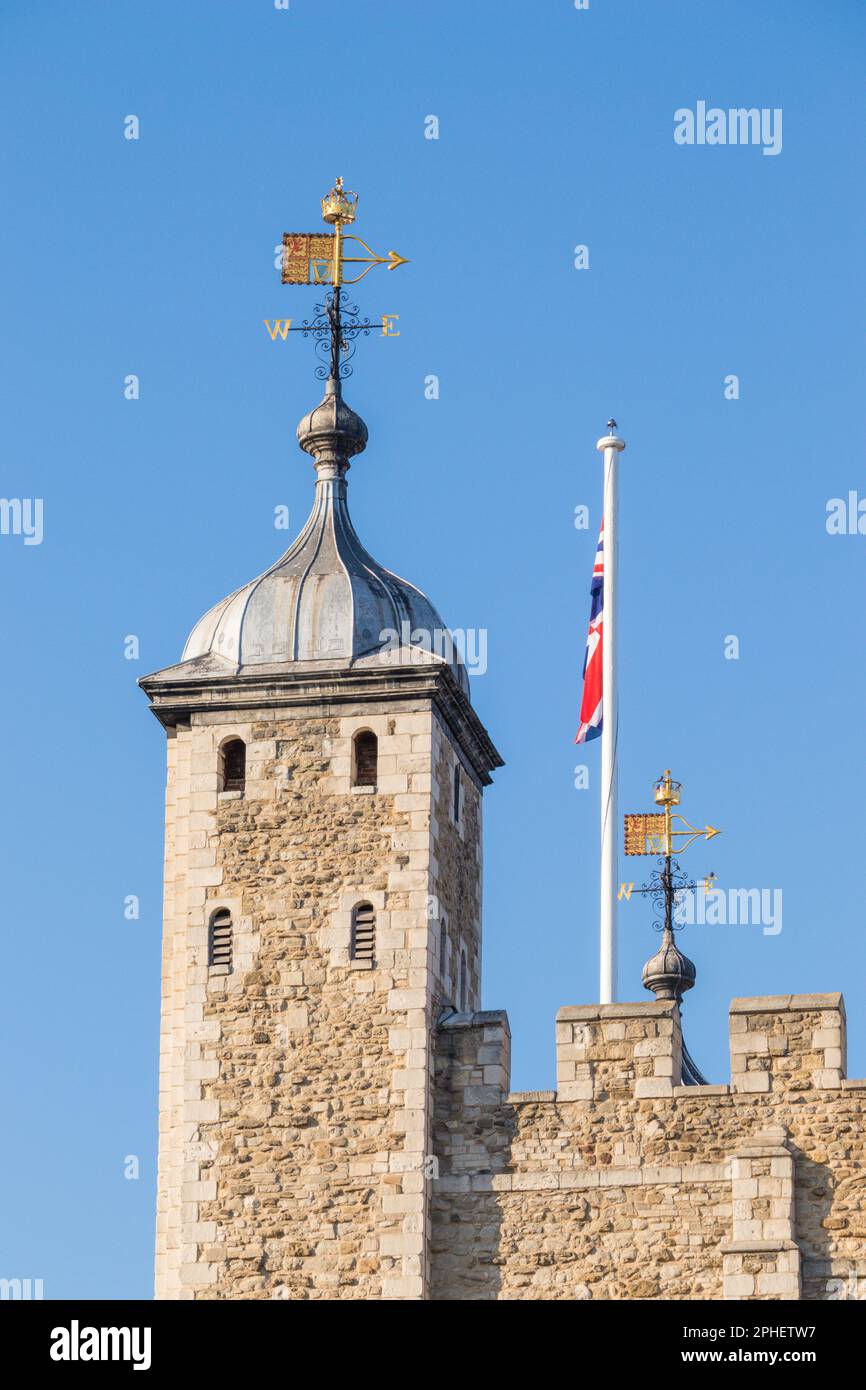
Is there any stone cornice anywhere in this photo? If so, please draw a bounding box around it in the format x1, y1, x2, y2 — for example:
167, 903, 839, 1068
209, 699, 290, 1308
139, 659, 504, 786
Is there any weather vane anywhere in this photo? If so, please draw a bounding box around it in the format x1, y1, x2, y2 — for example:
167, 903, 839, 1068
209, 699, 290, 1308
623, 770, 722, 1086
269, 176, 409, 381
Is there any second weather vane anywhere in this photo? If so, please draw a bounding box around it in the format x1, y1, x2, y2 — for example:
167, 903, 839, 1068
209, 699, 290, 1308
622, 770, 722, 1086
266, 176, 409, 381
622, 770, 721, 935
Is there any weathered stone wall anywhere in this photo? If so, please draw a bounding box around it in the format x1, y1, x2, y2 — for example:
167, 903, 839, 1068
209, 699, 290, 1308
154, 696, 485, 1301
151, 674, 864, 1303
431, 995, 866, 1301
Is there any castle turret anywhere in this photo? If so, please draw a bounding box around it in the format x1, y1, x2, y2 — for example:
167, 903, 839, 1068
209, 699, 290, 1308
141, 375, 502, 1300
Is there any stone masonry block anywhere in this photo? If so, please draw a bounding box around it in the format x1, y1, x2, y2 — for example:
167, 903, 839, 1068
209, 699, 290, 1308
729, 994, 846, 1091
556, 1001, 682, 1100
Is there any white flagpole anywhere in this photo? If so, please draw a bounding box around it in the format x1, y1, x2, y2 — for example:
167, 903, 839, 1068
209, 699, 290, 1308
596, 420, 626, 1004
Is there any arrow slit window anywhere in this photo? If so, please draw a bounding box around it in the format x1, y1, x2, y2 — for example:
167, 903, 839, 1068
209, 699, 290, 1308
353, 730, 377, 788
220, 739, 246, 794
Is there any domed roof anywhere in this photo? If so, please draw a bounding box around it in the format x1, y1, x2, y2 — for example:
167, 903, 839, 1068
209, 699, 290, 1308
182, 378, 469, 695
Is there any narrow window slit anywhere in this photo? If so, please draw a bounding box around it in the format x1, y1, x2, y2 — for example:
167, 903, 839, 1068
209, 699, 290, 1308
209, 909, 233, 970
353, 731, 378, 788
351, 902, 376, 962
221, 739, 246, 793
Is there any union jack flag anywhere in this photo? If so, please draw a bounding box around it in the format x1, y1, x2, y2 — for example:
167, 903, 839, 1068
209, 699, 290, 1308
575, 519, 604, 744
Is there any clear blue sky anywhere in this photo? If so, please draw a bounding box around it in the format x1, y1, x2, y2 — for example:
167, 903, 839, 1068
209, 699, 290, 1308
1, 0, 864, 1299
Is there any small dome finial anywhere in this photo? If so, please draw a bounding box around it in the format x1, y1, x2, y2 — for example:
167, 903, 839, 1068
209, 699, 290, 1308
642, 926, 697, 1004
296, 377, 368, 478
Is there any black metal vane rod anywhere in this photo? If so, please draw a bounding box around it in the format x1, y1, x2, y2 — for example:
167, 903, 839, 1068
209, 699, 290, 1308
627, 854, 715, 937
327, 285, 342, 379
663, 856, 673, 934
281, 319, 385, 332
628, 883, 700, 895
284, 287, 383, 382
628, 869, 701, 897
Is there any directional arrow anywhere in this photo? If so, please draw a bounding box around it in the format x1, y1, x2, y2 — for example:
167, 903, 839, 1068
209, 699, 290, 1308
705, 825, 721, 841
339, 234, 410, 284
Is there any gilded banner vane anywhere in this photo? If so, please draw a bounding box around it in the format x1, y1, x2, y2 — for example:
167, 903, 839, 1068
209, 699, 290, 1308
268, 178, 409, 380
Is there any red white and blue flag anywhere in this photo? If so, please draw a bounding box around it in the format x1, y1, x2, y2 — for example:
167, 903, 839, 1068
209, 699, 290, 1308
575, 519, 604, 744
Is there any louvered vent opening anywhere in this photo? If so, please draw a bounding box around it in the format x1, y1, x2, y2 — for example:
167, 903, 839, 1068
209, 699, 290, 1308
209, 910, 233, 969
351, 903, 375, 962
353, 731, 378, 787
222, 739, 246, 792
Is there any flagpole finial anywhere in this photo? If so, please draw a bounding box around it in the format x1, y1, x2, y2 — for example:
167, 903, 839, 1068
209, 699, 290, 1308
596, 420, 626, 453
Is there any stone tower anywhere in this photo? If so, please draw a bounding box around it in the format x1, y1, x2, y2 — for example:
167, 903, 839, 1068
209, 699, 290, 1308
141, 377, 502, 1299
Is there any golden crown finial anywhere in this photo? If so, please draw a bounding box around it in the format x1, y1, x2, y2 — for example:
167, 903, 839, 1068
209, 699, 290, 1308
654, 770, 681, 807
322, 176, 358, 227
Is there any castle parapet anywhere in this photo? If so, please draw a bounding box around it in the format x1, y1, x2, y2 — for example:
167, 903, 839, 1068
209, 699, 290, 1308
435, 1010, 511, 1110
729, 993, 846, 1094
556, 1001, 682, 1100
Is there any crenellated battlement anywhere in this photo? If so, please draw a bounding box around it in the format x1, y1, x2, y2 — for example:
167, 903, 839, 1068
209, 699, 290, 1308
555, 1001, 683, 1100
550, 993, 848, 1100
730, 994, 846, 1093
431, 992, 866, 1301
